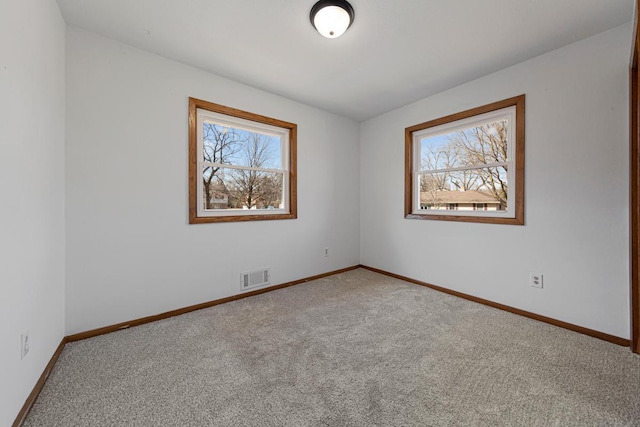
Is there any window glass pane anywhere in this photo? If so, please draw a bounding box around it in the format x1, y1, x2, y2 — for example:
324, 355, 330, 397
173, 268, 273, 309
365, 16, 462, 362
202, 165, 229, 210
419, 166, 508, 211
203, 166, 283, 211
420, 118, 509, 171
203, 123, 244, 164
203, 122, 282, 170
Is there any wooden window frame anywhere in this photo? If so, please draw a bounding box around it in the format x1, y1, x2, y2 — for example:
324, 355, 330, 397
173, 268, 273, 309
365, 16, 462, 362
188, 97, 297, 224
405, 95, 525, 225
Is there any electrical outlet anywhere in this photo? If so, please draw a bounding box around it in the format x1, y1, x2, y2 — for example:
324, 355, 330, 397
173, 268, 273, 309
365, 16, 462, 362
530, 273, 543, 289
20, 331, 30, 360
324, 247, 329, 257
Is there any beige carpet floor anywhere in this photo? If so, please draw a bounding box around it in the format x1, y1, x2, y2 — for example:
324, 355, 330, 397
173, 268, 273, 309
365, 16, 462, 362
23, 268, 640, 426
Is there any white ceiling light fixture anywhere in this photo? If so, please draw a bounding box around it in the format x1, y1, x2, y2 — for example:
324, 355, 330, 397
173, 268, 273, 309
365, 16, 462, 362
310, 0, 355, 39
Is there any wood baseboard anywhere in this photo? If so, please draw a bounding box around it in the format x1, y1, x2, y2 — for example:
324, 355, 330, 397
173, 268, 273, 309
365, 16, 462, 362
13, 338, 67, 427
359, 265, 630, 347
66, 265, 360, 342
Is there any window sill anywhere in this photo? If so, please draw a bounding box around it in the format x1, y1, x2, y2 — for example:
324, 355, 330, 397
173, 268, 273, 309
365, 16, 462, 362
405, 212, 523, 225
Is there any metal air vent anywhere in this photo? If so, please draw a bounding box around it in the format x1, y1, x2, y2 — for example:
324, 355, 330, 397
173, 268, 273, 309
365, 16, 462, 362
241, 268, 270, 290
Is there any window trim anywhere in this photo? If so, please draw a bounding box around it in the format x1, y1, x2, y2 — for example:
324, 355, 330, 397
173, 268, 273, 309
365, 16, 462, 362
404, 95, 525, 225
412, 106, 515, 219
188, 97, 297, 224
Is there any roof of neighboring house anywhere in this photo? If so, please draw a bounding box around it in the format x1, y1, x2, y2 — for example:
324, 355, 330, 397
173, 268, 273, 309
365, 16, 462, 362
420, 190, 502, 204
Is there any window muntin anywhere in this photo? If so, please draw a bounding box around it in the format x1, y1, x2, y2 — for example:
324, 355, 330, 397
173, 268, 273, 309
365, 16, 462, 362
405, 95, 524, 225
189, 98, 297, 223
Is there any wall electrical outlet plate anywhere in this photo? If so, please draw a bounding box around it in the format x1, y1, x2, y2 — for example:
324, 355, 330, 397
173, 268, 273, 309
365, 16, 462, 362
530, 273, 543, 289
21, 331, 30, 360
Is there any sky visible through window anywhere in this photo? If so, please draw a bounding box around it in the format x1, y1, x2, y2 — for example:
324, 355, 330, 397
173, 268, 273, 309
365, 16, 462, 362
205, 124, 282, 170
420, 134, 449, 171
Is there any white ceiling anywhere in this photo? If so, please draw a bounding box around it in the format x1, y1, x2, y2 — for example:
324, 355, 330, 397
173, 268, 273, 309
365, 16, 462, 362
56, 0, 634, 121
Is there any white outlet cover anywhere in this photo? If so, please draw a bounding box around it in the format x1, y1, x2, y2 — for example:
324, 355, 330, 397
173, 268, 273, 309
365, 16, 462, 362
530, 273, 543, 289
21, 331, 30, 360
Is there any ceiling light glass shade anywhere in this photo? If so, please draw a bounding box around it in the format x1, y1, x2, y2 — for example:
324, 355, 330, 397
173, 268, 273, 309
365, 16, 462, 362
310, 0, 355, 39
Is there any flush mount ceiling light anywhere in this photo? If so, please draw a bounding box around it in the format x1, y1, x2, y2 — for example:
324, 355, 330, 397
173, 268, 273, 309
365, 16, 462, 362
310, 0, 355, 39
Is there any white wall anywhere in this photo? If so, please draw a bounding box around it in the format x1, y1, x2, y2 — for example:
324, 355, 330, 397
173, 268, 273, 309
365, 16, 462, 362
360, 23, 631, 339
0, 0, 66, 425
65, 27, 361, 335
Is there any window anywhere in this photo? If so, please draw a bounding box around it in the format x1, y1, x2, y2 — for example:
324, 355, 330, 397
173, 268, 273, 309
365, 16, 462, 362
405, 95, 525, 225
189, 98, 297, 223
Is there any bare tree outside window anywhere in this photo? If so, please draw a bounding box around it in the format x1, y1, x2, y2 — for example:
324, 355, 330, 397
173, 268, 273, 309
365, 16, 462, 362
202, 123, 240, 209
228, 132, 282, 210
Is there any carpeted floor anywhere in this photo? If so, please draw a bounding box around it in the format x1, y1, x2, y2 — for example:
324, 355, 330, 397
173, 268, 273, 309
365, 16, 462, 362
23, 268, 640, 426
